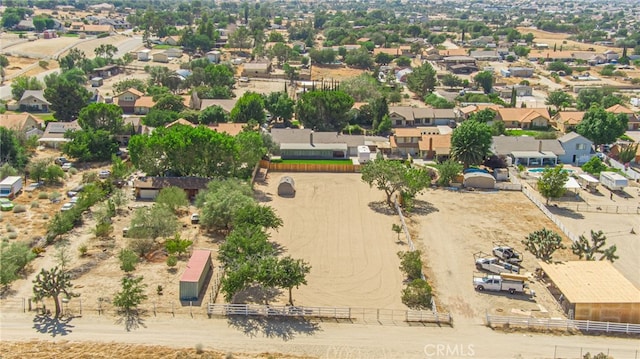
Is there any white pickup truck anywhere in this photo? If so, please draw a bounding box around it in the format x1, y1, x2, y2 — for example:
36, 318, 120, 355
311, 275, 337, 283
473, 273, 527, 294
492, 246, 523, 265
475, 256, 520, 274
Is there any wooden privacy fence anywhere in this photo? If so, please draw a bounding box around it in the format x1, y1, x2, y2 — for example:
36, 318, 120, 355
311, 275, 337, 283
267, 162, 358, 173
486, 314, 640, 334
207, 303, 451, 325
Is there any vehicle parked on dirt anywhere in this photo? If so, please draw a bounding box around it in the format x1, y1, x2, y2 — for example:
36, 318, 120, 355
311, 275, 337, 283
67, 185, 85, 198
473, 273, 527, 294
474, 253, 520, 274
0, 176, 23, 199
0, 198, 15, 211
191, 213, 200, 224
25, 181, 43, 192
492, 245, 523, 264
60, 203, 74, 212
99, 170, 111, 179
61, 163, 73, 171
54, 157, 68, 165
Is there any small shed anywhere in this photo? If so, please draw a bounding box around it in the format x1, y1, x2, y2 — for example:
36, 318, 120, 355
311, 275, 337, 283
539, 261, 640, 323
137, 49, 151, 61
277, 176, 296, 197
179, 250, 213, 301
463, 172, 496, 189
153, 52, 169, 63
90, 77, 104, 87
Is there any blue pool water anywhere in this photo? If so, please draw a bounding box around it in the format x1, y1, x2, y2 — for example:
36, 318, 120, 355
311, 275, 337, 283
528, 167, 574, 174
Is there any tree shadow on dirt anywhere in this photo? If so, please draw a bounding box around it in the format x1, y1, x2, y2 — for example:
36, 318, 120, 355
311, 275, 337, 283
271, 242, 287, 256
115, 309, 147, 332
233, 285, 283, 305
32, 314, 74, 337
405, 200, 439, 216
547, 206, 585, 219
367, 201, 396, 215
254, 189, 273, 203
227, 315, 321, 341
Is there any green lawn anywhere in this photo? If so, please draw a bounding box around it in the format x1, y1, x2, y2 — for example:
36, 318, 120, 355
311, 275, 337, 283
153, 44, 179, 49
63, 33, 79, 37
271, 159, 353, 165
506, 129, 557, 139
34, 114, 56, 122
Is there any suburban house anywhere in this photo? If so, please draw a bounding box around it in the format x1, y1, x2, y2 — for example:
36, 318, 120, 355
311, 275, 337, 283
390, 128, 421, 156
92, 64, 120, 79
552, 111, 585, 133
208, 122, 245, 137
500, 67, 534, 78
37, 121, 81, 148
242, 62, 271, 77
0, 113, 42, 134
162, 35, 181, 46
373, 47, 402, 58
457, 104, 502, 120
133, 96, 156, 115
116, 88, 144, 113
70, 24, 114, 34
134, 177, 211, 200
18, 90, 50, 112
419, 133, 452, 160
606, 104, 639, 131
389, 106, 457, 127
88, 2, 115, 11
557, 132, 594, 165
115, 117, 153, 146
469, 50, 500, 61
196, 98, 238, 113
270, 128, 383, 159
496, 108, 551, 129
491, 136, 565, 167
495, 85, 533, 98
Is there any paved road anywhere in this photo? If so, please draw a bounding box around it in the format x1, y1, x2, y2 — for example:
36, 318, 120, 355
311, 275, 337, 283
0, 36, 142, 100
1, 312, 638, 358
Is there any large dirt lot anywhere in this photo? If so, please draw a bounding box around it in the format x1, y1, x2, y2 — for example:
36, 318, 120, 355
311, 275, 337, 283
256, 173, 406, 309
515, 27, 613, 53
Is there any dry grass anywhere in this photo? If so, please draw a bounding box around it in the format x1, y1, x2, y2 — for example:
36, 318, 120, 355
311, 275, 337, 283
311, 65, 365, 81
0, 341, 316, 359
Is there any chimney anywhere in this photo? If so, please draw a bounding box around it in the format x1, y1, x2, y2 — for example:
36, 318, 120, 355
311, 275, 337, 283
429, 137, 433, 151
538, 140, 543, 153
310, 131, 314, 146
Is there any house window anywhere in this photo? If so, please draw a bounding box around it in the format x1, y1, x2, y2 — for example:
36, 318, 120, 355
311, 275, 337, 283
395, 120, 402, 126
576, 143, 587, 150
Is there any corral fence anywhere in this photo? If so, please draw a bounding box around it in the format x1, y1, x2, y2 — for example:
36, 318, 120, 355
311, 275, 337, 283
494, 182, 522, 191
486, 314, 640, 335
560, 203, 640, 215
521, 183, 580, 243
207, 303, 451, 325
267, 162, 358, 173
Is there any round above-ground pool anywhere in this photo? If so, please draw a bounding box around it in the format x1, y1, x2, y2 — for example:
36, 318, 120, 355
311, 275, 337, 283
527, 167, 575, 174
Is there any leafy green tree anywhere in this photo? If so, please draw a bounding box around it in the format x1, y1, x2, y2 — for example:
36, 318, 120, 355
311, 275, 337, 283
513, 46, 530, 57
78, 103, 124, 133
113, 79, 146, 94
602, 94, 622, 109
340, 74, 381, 103
440, 74, 463, 88
1, 241, 36, 288
113, 276, 148, 314
196, 179, 255, 231
545, 90, 573, 113
296, 90, 354, 131
424, 94, 455, 109
232, 203, 283, 230
406, 62, 437, 97
468, 109, 496, 124
32, 266, 76, 318
450, 120, 493, 168
63, 129, 118, 162
111, 155, 129, 181
473, 71, 494, 94
198, 105, 228, 124
344, 48, 374, 69
397, 250, 423, 281
401, 279, 432, 309
118, 249, 139, 273
43, 165, 65, 184
218, 225, 275, 269
522, 228, 566, 262
277, 256, 311, 305
153, 93, 186, 113
309, 48, 336, 64
581, 156, 607, 175
576, 88, 603, 110
27, 159, 48, 183
94, 44, 118, 60
395, 56, 412, 67
0, 127, 28, 169
377, 114, 393, 135
128, 205, 179, 239
361, 159, 431, 206
230, 92, 266, 124
44, 74, 92, 121
263, 92, 295, 122
571, 230, 618, 262
11, 76, 44, 101
142, 109, 178, 127
576, 106, 628, 147
0, 164, 18, 182
435, 159, 463, 186
236, 130, 267, 174
164, 233, 193, 258
155, 187, 188, 214
58, 48, 86, 72
537, 165, 569, 204
547, 61, 572, 75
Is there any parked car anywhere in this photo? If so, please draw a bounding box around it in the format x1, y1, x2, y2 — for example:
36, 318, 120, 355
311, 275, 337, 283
99, 170, 111, 179
60, 203, 74, 212
69, 196, 79, 204
67, 185, 85, 198
0, 198, 15, 211
474, 254, 520, 274
25, 182, 43, 192
191, 213, 200, 224
61, 163, 73, 171
473, 273, 527, 295
54, 157, 68, 165
492, 246, 523, 264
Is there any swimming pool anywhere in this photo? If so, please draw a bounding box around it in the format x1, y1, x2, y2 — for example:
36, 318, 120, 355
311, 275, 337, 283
528, 167, 575, 174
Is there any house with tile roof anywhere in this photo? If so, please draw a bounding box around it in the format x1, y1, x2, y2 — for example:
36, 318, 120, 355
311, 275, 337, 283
496, 108, 550, 129
0, 113, 42, 134
606, 104, 639, 131
552, 111, 585, 132
18, 90, 50, 112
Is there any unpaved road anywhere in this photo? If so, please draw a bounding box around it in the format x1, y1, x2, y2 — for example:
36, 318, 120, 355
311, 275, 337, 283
1, 312, 638, 358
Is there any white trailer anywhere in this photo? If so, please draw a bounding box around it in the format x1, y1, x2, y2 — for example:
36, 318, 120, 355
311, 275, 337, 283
357, 145, 371, 163
0, 176, 23, 199
599, 171, 628, 191
577, 173, 599, 192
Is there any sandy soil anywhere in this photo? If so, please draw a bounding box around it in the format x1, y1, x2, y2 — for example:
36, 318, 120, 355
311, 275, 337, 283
256, 173, 406, 309
516, 27, 613, 53
311, 65, 365, 81
6, 37, 83, 57
411, 189, 577, 325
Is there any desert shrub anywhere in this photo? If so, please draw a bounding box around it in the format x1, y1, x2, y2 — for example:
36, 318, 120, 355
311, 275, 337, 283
38, 192, 49, 199
0, 214, 3, 222
49, 191, 61, 200
68, 167, 78, 175
31, 246, 45, 255
397, 250, 423, 281
78, 243, 88, 256
42, 214, 49, 220
38, 60, 49, 68
94, 222, 113, 238
82, 171, 98, 184
8, 232, 18, 239
6, 224, 15, 232
30, 201, 39, 208
128, 237, 154, 257
401, 279, 433, 309
12, 205, 27, 213
166, 255, 178, 267
118, 248, 138, 272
